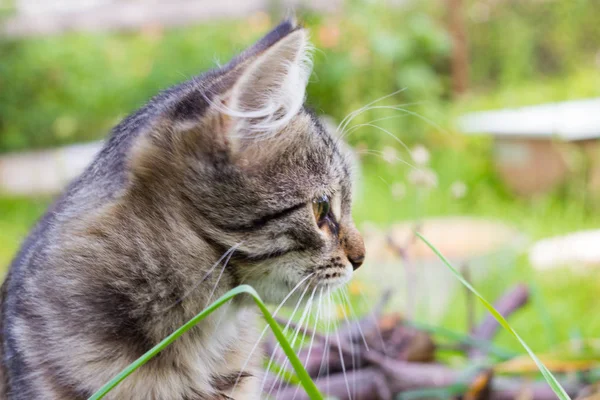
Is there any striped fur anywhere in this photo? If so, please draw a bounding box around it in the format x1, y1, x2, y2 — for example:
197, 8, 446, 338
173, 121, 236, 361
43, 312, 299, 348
0, 19, 365, 399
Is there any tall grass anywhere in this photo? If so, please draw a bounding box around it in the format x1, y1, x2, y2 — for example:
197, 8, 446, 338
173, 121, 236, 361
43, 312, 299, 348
417, 233, 571, 400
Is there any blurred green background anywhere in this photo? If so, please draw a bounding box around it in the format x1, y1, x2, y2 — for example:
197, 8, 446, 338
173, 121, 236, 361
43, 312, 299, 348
1, 0, 600, 365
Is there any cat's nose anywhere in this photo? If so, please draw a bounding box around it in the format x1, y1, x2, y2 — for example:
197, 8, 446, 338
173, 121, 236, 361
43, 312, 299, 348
341, 224, 366, 271
348, 254, 365, 270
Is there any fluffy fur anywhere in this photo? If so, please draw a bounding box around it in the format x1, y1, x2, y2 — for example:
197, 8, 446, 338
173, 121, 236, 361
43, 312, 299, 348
0, 19, 365, 399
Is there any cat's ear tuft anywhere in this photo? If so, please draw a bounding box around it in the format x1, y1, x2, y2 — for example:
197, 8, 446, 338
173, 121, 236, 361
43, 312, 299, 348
222, 23, 312, 136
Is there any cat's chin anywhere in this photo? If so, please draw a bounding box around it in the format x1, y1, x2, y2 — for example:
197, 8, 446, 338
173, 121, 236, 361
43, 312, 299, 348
244, 264, 353, 306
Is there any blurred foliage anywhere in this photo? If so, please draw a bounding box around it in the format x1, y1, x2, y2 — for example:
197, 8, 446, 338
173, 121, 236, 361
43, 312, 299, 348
467, 0, 600, 88
0, 0, 450, 153
0, 0, 599, 153
305, 0, 451, 149
456, 67, 600, 112
0, 19, 259, 151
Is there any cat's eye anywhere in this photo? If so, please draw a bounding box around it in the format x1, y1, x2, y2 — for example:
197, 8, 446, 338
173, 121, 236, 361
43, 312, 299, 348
312, 195, 331, 224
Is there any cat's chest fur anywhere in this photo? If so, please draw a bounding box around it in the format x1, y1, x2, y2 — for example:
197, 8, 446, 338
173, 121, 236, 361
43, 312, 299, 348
101, 307, 261, 400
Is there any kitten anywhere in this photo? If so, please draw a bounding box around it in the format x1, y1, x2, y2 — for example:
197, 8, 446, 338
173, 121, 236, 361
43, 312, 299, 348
0, 19, 365, 399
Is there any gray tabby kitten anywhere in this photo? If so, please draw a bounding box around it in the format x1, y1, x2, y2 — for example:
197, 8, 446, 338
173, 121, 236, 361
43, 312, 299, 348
0, 19, 365, 399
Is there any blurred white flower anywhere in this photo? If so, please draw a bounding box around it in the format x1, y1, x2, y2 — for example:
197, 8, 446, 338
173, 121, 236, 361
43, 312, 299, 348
450, 181, 468, 199
411, 144, 430, 166
382, 146, 398, 164
391, 182, 406, 200
408, 168, 438, 189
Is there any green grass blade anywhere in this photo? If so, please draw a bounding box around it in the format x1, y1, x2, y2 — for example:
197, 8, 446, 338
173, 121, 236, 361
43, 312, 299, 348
416, 232, 572, 400
88, 284, 322, 400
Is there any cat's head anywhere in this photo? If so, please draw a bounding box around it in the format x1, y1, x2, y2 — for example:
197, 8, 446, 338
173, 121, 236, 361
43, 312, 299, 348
129, 19, 365, 303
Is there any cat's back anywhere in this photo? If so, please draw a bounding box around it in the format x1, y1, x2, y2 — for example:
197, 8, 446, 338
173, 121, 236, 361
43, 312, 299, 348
0, 65, 236, 398
0, 88, 166, 397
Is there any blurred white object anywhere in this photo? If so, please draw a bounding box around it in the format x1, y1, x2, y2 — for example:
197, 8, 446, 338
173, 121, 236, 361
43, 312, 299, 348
459, 98, 600, 140
16, 0, 112, 15
457, 98, 600, 196
411, 144, 430, 166
0, 141, 101, 195
450, 180, 467, 199
529, 230, 600, 270
5, 0, 342, 38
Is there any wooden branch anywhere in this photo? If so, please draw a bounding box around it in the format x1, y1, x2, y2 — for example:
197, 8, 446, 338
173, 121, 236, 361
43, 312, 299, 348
338, 288, 393, 343
272, 368, 392, 400
362, 350, 464, 393
264, 283, 584, 400
469, 284, 529, 359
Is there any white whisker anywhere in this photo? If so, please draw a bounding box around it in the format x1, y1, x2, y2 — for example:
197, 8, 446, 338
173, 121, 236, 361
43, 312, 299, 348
345, 104, 448, 136
291, 286, 324, 400
336, 89, 407, 135
334, 291, 353, 400
345, 123, 413, 157
205, 249, 234, 306
259, 280, 313, 394
325, 288, 333, 394
336, 290, 357, 398
230, 273, 315, 396
337, 107, 419, 145
161, 242, 243, 312
341, 288, 369, 351
357, 149, 419, 171
271, 286, 317, 399
358, 289, 387, 355
316, 286, 334, 398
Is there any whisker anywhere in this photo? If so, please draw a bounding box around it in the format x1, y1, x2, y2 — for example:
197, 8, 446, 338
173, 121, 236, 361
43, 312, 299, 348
347, 105, 448, 136
357, 148, 419, 171
290, 286, 324, 400
325, 288, 333, 394
316, 287, 332, 387
335, 102, 418, 150
161, 242, 243, 312
358, 289, 387, 355
341, 106, 426, 136
196, 250, 237, 333
205, 248, 234, 306
336, 89, 408, 135
259, 280, 313, 394
344, 123, 414, 158
335, 290, 355, 400
341, 288, 369, 351
270, 286, 317, 399
337, 108, 415, 144
230, 273, 315, 396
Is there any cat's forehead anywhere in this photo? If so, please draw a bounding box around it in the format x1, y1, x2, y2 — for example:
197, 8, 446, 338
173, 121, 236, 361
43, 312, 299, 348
259, 109, 352, 199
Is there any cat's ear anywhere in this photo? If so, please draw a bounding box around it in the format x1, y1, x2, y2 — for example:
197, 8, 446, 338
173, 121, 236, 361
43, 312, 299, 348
128, 21, 312, 181
220, 21, 312, 139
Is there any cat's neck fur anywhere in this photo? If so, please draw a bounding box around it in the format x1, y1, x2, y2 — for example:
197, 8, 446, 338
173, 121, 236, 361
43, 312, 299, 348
44, 188, 261, 399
